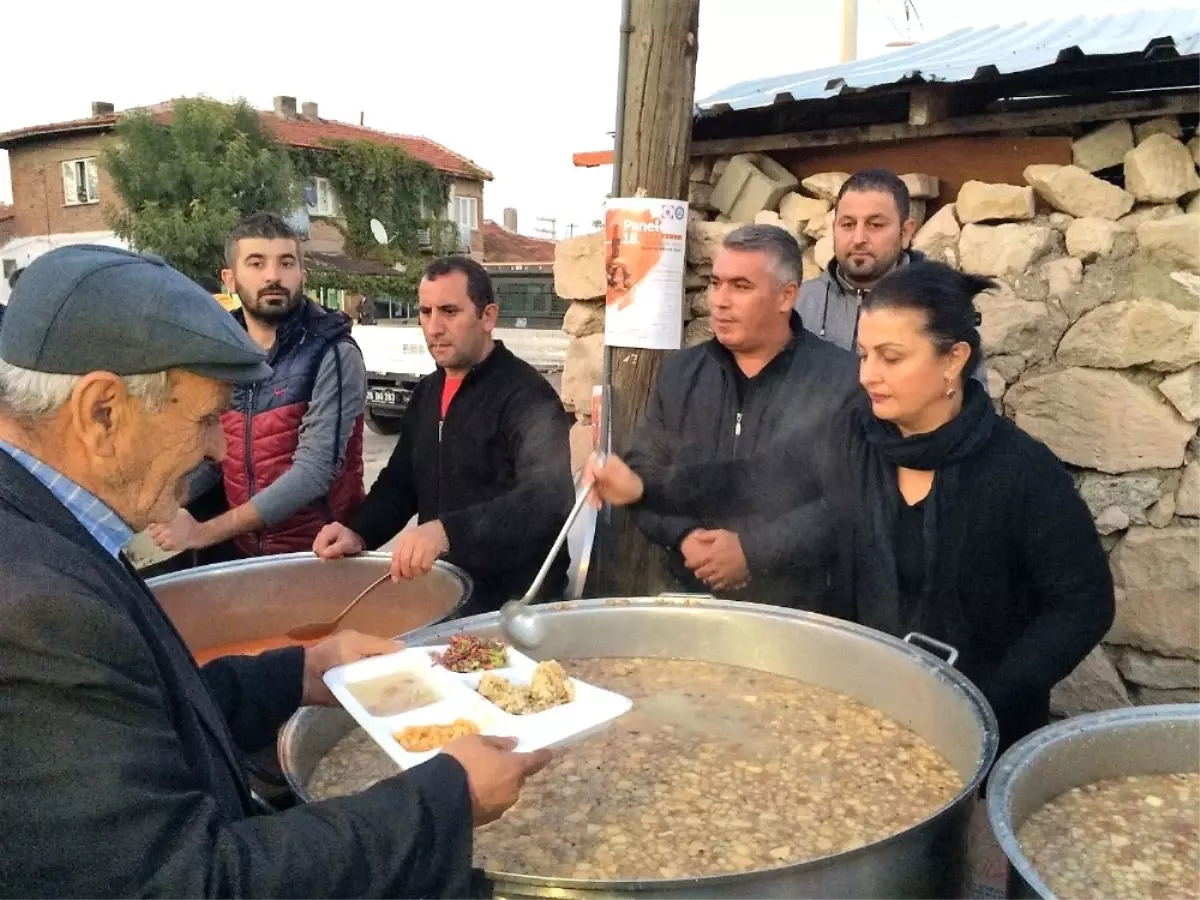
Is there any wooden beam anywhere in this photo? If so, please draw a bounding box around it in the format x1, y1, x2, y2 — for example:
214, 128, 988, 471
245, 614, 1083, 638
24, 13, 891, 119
572, 150, 614, 167
908, 86, 950, 126
588, 0, 700, 598
692, 92, 1198, 157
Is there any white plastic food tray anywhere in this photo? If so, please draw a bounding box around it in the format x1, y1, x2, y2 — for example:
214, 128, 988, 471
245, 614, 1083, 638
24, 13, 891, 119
323, 643, 633, 770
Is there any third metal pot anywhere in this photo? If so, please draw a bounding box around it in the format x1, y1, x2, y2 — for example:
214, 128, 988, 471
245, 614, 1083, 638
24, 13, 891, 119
987, 702, 1200, 899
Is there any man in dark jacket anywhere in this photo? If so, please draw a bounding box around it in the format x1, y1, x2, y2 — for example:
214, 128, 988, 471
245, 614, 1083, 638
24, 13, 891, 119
148, 212, 366, 559
797, 169, 986, 384
625, 224, 860, 611
0, 245, 548, 897
315, 255, 574, 616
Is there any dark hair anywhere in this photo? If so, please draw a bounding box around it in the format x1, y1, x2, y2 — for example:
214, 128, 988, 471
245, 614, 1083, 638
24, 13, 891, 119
7, 266, 23, 290
864, 260, 990, 376
423, 255, 495, 316
225, 211, 302, 267
836, 169, 911, 221
722, 224, 804, 285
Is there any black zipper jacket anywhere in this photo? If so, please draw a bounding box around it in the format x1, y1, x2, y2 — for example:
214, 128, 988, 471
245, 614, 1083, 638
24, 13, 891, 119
348, 342, 574, 613
623, 313, 861, 610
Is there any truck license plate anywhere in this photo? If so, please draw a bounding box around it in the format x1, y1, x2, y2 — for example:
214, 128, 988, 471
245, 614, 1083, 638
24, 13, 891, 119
368, 388, 398, 405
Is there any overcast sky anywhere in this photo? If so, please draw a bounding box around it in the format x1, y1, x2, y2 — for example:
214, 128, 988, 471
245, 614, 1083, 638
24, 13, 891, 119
0, 0, 1187, 238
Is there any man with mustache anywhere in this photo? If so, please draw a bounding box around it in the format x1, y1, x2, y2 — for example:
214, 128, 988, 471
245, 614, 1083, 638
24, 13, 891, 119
149, 212, 367, 559
623, 224, 859, 611
315, 255, 574, 614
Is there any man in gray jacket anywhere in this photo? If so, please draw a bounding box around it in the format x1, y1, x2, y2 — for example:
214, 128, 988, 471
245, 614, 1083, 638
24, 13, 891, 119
796, 169, 986, 383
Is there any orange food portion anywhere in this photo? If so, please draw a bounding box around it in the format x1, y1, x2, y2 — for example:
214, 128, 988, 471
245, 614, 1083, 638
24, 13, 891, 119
395, 719, 480, 752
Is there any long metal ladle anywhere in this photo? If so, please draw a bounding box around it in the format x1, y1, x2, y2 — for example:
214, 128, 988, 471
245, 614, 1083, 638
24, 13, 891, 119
500, 466, 599, 650
287, 572, 392, 641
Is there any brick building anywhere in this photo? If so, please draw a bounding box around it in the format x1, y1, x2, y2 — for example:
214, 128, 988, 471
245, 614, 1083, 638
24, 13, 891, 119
0, 96, 493, 303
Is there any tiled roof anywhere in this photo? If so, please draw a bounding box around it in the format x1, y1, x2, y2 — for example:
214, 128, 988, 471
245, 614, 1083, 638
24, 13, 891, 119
481, 220, 556, 263
0, 102, 492, 181
262, 114, 491, 180
306, 251, 404, 277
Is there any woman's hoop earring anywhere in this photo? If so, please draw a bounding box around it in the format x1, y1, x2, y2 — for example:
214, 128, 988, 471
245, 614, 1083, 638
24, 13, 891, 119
946, 387, 957, 400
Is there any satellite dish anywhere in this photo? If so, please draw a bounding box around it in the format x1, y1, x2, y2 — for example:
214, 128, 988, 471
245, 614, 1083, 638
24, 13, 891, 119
369, 218, 390, 245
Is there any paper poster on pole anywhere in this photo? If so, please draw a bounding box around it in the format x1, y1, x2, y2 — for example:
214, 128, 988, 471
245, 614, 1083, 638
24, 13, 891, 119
603, 197, 688, 350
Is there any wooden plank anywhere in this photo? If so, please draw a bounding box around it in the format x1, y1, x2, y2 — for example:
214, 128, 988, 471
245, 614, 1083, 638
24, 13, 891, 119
908, 86, 950, 126
692, 93, 1198, 157
573, 150, 614, 168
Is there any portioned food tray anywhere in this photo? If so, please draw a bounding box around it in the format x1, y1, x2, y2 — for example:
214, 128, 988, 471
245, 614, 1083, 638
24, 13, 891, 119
323, 643, 633, 770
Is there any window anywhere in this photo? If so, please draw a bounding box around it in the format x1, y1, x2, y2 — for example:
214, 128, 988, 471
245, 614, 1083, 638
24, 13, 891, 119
453, 195, 478, 231
305, 177, 340, 217
62, 158, 100, 205
2, 259, 15, 281
451, 194, 478, 249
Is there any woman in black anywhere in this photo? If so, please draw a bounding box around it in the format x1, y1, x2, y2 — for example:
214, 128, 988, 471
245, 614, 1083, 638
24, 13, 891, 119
587, 261, 1115, 755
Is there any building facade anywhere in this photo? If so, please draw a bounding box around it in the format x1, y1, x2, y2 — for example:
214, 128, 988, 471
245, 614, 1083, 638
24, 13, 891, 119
0, 96, 493, 304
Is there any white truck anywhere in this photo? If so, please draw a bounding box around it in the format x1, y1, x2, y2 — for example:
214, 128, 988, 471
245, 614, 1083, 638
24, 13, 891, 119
352, 325, 436, 435
353, 323, 569, 435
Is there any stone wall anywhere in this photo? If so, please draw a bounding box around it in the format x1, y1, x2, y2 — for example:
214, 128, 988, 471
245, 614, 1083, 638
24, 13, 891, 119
554, 117, 1200, 711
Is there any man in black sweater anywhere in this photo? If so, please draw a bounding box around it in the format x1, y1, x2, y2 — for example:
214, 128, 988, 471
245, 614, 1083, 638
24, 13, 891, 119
625, 225, 860, 612
315, 256, 574, 616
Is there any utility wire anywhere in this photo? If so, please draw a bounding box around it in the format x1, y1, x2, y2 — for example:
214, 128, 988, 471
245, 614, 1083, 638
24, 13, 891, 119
873, 0, 906, 40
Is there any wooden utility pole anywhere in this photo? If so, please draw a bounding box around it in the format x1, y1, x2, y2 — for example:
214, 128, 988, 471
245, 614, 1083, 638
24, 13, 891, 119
840, 0, 859, 62
589, 0, 700, 597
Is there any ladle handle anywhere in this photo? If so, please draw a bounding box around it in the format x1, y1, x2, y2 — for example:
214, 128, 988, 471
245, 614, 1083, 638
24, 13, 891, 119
331, 572, 392, 625
519, 477, 596, 607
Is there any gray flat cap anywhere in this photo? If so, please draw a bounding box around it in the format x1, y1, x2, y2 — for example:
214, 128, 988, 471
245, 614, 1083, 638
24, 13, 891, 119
0, 245, 271, 384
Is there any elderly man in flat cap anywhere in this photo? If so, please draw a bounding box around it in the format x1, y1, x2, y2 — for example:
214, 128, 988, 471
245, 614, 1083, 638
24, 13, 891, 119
0, 245, 548, 898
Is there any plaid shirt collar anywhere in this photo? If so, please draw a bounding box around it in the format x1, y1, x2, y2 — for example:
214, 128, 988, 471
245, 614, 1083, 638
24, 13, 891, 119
0, 441, 134, 558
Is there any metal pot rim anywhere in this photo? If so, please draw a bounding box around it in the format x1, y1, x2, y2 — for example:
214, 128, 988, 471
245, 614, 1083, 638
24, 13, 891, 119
281, 595, 999, 890
145, 551, 475, 607
986, 702, 1200, 899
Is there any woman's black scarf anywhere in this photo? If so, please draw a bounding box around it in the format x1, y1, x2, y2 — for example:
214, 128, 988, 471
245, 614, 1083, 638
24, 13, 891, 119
849, 378, 996, 647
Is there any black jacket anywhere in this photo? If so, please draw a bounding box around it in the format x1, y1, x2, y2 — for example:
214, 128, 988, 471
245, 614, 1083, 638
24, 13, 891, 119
0, 452, 474, 898
624, 313, 861, 610
636, 396, 1115, 754
349, 342, 574, 614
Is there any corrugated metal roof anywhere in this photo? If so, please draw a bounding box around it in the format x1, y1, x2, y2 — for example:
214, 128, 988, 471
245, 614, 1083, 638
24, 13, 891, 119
697, 8, 1200, 114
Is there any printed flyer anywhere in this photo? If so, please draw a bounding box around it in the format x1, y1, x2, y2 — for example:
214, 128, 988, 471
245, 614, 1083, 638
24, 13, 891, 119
603, 197, 688, 350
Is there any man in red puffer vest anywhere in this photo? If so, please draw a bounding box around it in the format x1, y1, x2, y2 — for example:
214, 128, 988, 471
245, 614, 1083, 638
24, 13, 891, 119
148, 212, 366, 558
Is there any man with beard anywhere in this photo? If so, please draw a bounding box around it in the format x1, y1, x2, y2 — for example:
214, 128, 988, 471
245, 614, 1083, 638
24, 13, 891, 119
149, 212, 367, 559
796, 169, 986, 383
314, 255, 573, 614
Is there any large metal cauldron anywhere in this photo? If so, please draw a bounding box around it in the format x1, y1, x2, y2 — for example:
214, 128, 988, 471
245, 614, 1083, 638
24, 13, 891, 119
279, 596, 998, 899
987, 703, 1200, 899
146, 552, 472, 657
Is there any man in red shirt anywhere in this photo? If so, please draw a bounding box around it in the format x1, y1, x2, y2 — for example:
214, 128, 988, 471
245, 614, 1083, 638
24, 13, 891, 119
315, 256, 573, 616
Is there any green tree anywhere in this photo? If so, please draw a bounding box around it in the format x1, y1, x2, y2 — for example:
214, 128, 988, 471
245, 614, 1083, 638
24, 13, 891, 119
104, 97, 300, 282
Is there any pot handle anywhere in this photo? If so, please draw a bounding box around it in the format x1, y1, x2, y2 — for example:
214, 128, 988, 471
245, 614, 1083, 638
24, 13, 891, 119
903, 632, 959, 667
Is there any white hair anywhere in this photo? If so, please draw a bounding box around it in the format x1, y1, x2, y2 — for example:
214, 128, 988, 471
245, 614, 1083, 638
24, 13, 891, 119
0, 359, 173, 419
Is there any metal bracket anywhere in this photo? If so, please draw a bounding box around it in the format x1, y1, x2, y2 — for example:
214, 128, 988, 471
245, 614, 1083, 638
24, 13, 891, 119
903, 632, 960, 667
